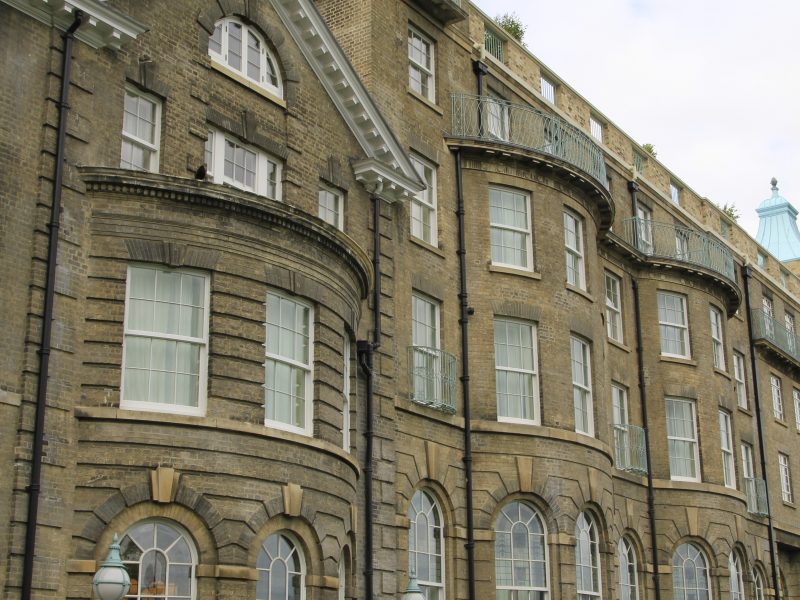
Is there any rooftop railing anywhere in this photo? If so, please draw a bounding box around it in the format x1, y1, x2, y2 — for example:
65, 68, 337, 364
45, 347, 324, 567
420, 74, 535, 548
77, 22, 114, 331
613, 424, 648, 475
484, 28, 504, 62
450, 93, 608, 187
750, 308, 800, 364
744, 477, 769, 517
408, 346, 457, 413
621, 217, 736, 282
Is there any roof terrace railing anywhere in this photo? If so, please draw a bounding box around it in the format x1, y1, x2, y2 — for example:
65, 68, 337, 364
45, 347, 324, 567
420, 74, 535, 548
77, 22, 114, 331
450, 93, 608, 187
621, 217, 736, 282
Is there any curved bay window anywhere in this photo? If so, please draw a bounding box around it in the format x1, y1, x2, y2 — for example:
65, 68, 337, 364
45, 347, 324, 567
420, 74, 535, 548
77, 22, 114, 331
119, 521, 196, 599
671, 543, 710, 600
408, 490, 444, 599
257, 533, 305, 600
495, 501, 549, 599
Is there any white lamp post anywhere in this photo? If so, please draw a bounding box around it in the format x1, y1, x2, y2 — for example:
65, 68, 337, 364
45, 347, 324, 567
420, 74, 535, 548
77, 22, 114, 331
92, 534, 131, 600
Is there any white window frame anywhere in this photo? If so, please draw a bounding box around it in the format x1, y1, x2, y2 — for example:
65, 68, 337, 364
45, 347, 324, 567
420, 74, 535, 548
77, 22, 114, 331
121, 86, 161, 173
589, 116, 603, 143
540, 74, 556, 104
657, 291, 690, 358
709, 306, 726, 370
785, 312, 795, 353
411, 292, 442, 404
752, 568, 765, 600
121, 265, 209, 417
342, 337, 351, 451
671, 544, 710, 600
208, 17, 283, 98
257, 532, 306, 600
670, 182, 681, 205
605, 271, 623, 343
487, 90, 510, 141
635, 203, 653, 254
120, 520, 198, 600
729, 553, 744, 600
408, 25, 435, 101
264, 290, 314, 436
575, 512, 601, 600
733, 351, 747, 409
719, 411, 735, 489
495, 502, 550, 599
318, 184, 344, 230
489, 186, 533, 271
779, 452, 793, 503
205, 129, 282, 200
408, 490, 445, 598
762, 296, 774, 338
571, 336, 594, 436
617, 537, 639, 600
771, 374, 784, 420
665, 397, 701, 482
612, 383, 631, 469
564, 210, 586, 290
741, 443, 755, 481
409, 154, 438, 246
794, 388, 800, 432
494, 318, 540, 425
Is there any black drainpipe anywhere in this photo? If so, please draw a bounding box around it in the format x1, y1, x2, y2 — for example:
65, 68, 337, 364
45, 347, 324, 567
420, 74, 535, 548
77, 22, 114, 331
628, 180, 640, 247
454, 150, 476, 600
632, 278, 662, 600
741, 265, 781, 599
357, 189, 382, 600
473, 61, 487, 138
21, 12, 84, 600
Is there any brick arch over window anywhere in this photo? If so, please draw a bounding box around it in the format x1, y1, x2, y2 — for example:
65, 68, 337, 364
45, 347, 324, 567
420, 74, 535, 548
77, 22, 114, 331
196, 6, 300, 102
86, 497, 219, 568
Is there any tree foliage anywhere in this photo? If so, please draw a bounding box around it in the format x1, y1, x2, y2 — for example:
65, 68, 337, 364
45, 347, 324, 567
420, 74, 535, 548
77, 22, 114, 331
495, 13, 526, 45
719, 202, 740, 222
641, 143, 657, 157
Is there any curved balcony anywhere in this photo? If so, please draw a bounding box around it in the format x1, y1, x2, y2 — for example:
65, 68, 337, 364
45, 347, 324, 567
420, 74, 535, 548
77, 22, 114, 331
613, 424, 648, 475
408, 346, 457, 413
750, 308, 800, 367
621, 217, 737, 281
448, 93, 610, 203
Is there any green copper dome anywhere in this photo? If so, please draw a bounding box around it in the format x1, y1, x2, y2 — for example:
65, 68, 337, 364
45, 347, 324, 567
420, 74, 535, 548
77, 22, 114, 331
756, 178, 800, 262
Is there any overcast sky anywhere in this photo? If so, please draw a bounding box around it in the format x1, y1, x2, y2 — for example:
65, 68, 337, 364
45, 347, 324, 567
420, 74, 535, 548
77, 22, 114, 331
473, 0, 800, 239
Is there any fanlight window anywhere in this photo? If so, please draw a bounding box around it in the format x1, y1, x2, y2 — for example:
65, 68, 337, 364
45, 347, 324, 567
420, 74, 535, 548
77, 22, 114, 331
671, 543, 710, 600
209, 18, 282, 97
257, 533, 305, 600
495, 501, 549, 599
119, 521, 196, 600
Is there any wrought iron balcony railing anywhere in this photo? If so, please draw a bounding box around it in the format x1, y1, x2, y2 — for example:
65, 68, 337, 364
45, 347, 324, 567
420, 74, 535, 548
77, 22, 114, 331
408, 346, 457, 413
450, 93, 608, 187
613, 424, 648, 475
744, 477, 769, 517
621, 217, 736, 282
750, 308, 800, 364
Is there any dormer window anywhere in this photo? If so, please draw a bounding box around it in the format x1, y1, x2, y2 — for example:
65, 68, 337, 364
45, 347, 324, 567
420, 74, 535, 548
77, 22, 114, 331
209, 18, 282, 98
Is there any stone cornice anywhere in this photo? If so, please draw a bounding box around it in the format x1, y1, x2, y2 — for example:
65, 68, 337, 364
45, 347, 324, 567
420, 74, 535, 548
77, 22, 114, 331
79, 167, 373, 299
269, 0, 425, 203
2, 0, 147, 49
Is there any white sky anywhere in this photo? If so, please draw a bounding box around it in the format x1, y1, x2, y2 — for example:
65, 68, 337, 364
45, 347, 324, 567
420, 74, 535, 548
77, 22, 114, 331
473, 0, 800, 239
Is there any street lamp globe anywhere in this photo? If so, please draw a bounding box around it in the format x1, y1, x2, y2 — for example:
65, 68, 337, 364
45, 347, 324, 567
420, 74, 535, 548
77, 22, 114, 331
92, 534, 131, 600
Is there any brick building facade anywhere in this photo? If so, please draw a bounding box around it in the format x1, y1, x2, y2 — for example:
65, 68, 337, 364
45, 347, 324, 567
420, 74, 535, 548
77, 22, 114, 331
0, 0, 798, 598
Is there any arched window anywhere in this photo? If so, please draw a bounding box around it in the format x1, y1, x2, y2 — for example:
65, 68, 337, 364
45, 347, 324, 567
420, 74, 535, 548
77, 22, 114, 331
408, 490, 444, 599
495, 501, 549, 599
617, 537, 638, 600
729, 552, 744, 600
208, 18, 283, 97
751, 567, 764, 600
257, 533, 305, 600
337, 555, 345, 600
575, 512, 601, 599
118, 520, 196, 599
672, 543, 710, 600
